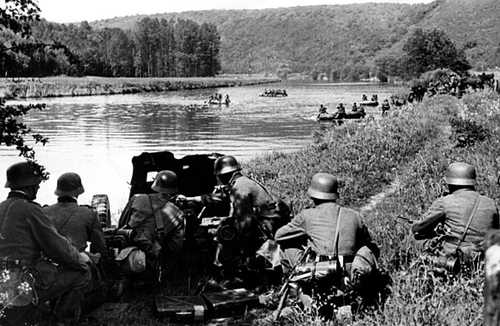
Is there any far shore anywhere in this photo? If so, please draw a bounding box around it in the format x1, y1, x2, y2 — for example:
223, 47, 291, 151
0, 76, 281, 99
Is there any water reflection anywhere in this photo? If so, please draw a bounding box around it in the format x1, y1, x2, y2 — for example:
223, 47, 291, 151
1, 82, 402, 218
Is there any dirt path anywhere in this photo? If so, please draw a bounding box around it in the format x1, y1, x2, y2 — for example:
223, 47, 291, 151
359, 177, 401, 214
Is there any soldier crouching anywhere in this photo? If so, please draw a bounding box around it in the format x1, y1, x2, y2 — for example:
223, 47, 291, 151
43, 172, 107, 309
412, 162, 499, 273
118, 170, 184, 284
275, 173, 380, 303
0, 162, 91, 325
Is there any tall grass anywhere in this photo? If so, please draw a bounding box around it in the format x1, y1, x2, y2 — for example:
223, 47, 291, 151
0, 76, 279, 98
246, 91, 500, 325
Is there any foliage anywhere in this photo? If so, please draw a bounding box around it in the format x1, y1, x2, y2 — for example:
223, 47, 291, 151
0, 0, 48, 173
401, 28, 470, 78
1, 17, 221, 78
92, 0, 500, 76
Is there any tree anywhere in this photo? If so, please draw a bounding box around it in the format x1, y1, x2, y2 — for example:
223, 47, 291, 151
0, 0, 49, 177
402, 28, 470, 78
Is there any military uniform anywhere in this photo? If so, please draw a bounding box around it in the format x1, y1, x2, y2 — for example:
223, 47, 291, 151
125, 193, 184, 257
412, 188, 499, 258
44, 197, 106, 255
275, 202, 379, 278
0, 191, 90, 322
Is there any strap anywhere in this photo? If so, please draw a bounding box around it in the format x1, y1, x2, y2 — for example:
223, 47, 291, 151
148, 195, 165, 234
55, 208, 78, 233
455, 193, 481, 252
333, 206, 343, 258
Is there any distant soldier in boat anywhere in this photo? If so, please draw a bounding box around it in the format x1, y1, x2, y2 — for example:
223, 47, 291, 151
371, 94, 378, 102
224, 94, 231, 106
335, 103, 346, 118
362, 94, 368, 101
351, 102, 359, 112
381, 99, 390, 116
412, 162, 499, 270
318, 104, 328, 114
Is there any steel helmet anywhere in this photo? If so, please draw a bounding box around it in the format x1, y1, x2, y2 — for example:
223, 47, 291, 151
445, 162, 476, 186
151, 170, 178, 195
55, 172, 84, 197
307, 173, 339, 200
5, 162, 43, 189
214, 155, 241, 176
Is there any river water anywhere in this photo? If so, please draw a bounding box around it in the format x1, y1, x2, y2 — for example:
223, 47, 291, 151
1, 81, 402, 217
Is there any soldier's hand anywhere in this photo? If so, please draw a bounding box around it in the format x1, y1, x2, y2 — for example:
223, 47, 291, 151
79, 252, 91, 264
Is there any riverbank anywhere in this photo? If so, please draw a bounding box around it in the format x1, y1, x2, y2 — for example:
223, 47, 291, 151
0, 76, 280, 99
245, 90, 500, 325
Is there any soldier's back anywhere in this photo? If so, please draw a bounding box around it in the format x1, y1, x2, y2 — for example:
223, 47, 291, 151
441, 189, 498, 248
44, 201, 97, 252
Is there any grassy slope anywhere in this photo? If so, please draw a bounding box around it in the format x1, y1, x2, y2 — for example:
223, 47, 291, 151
245, 91, 500, 325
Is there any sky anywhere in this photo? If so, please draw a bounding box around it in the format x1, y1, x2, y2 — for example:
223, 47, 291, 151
38, 0, 434, 23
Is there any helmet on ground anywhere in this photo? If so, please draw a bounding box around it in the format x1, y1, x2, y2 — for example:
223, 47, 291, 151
214, 156, 241, 176
307, 173, 339, 200
445, 162, 476, 186
5, 162, 43, 189
151, 170, 178, 194
55, 172, 84, 197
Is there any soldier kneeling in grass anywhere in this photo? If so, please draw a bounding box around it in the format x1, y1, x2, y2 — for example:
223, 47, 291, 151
412, 162, 499, 274
274, 173, 381, 318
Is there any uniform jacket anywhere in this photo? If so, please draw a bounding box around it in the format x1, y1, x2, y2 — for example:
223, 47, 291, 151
126, 193, 184, 254
43, 197, 106, 255
412, 188, 499, 256
0, 191, 86, 270
202, 173, 274, 215
275, 202, 379, 259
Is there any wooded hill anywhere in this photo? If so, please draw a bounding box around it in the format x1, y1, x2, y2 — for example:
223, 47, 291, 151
91, 0, 500, 77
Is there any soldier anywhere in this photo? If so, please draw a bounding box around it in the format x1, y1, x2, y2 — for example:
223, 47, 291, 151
381, 99, 390, 116
119, 170, 184, 277
0, 162, 90, 325
44, 172, 106, 256
275, 173, 379, 293
412, 162, 499, 264
179, 156, 289, 284
318, 104, 328, 115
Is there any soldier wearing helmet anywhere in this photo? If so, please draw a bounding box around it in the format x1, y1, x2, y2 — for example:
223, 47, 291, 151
179, 155, 290, 284
275, 173, 379, 292
412, 162, 499, 261
44, 172, 106, 256
120, 170, 184, 275
0, 162, 90, 324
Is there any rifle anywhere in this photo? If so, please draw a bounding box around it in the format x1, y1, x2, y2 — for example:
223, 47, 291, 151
272, 246, 312, 321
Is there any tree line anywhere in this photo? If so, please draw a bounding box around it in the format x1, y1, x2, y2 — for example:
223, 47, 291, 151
0, 17, 221, 77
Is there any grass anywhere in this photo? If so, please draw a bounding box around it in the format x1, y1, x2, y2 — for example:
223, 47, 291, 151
244, 90, 500, 325
0, 76, 280, 99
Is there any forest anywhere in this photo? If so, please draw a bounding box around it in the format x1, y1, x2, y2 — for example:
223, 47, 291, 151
0, 17, 221, 78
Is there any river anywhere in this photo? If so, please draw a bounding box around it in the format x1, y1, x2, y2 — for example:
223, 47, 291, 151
1, 81, 403, 218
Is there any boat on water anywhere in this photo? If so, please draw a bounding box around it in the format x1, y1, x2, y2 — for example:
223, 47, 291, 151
259, 89, 288, 97
359, 100, 379, 107
316, 111, 366, 121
